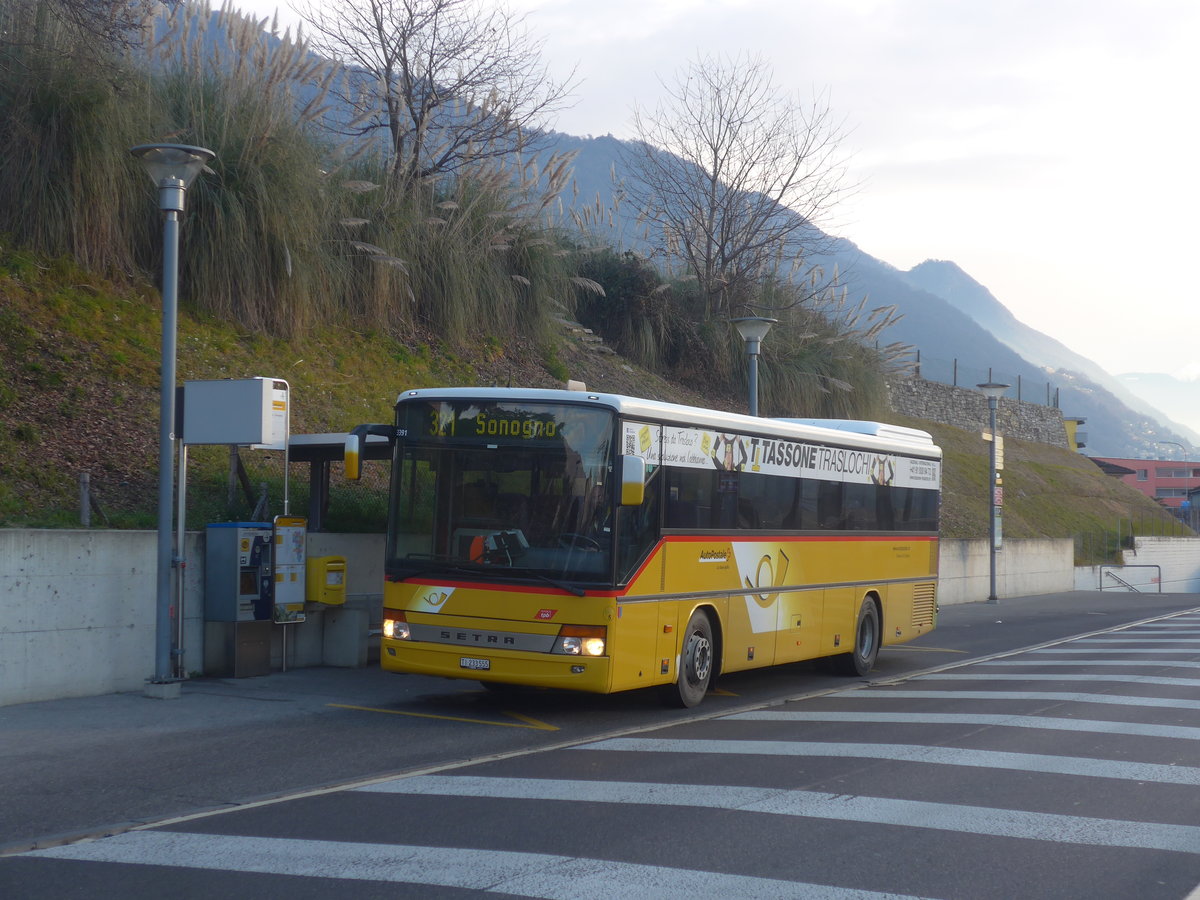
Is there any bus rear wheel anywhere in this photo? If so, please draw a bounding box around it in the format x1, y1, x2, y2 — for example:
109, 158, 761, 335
666, 609, 714, 708
831, 597, 880, 676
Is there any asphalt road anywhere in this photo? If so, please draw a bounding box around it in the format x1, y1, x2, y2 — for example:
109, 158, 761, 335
3, 590, 1200, 897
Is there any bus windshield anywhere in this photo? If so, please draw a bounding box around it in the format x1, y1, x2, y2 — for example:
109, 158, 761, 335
386, 399, 616, 585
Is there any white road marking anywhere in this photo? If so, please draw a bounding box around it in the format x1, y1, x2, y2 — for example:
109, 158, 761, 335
576, 737, 1200, 784
981, 659, 1200, 669
358, 775, 1200, 853
27, 831, 928, 899
1106, 630, 1200, 635
1075, 638, 1200, 644
846, 688, 1200, 710
726, 710, 1200, 740
917, 672, 1200, 687
1028, 648, 1200, 654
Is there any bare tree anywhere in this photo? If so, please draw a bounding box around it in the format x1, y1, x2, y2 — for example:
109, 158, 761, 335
626, 52, 850, 320
299, 0, 575, 190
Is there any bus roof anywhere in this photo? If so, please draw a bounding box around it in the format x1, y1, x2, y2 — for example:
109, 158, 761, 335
394, 387, 942, 459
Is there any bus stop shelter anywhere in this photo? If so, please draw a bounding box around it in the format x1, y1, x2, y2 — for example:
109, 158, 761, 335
288, 433, 392, 531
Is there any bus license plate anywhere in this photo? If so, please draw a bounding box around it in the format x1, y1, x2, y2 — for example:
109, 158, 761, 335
460, 657, 490, 670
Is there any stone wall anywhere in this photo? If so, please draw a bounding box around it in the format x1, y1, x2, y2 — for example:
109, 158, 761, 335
887, 377, 1069, 448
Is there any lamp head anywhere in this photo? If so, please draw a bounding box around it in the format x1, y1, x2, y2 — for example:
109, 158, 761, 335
731, 316, 778, 351
130, 144, 215, 189
976, 381, 1009, 400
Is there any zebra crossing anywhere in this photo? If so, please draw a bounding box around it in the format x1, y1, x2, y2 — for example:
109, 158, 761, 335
9, 611, 1200, 898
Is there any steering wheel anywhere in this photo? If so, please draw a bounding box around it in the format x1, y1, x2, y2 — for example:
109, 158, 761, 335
558, 532, 601, 552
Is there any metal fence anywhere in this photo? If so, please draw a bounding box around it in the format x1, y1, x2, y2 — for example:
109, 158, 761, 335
901, 350, 1061, 409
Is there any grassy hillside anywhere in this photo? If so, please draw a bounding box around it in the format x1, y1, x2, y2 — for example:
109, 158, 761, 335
0, 242, 1181, 555
0, 243, 718, 528
895, 415, 1182, 545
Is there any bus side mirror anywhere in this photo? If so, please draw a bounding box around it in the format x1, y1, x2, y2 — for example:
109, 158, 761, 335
344, 432, 362, 481
344, 422, 398, 481
620, 455, 645, 506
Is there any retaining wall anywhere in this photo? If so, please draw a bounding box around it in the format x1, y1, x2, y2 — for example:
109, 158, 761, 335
0, 529, 1174, 707
1073, 536, 1200, 593
888, 377, 1069, 448
937, 539, 1074, 605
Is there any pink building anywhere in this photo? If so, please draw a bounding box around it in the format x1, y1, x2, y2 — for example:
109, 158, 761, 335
1090, 455, 1200, 509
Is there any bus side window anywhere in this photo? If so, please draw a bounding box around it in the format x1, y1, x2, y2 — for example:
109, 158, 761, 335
666, 498, 698, 528
817, 481, 844, 529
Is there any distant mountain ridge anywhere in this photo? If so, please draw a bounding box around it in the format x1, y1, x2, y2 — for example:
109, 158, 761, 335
900, 260, 1200, 447
184, 10, 1192, 459
547, 133, 1191, 457
1116, 372, 1200, 446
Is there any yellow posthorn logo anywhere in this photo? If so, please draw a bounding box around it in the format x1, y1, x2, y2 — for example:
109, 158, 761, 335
744, 548, 790, 608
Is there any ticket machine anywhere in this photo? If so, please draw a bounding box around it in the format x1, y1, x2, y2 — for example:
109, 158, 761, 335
204, 523, 273, 676
204, 523, 274, 621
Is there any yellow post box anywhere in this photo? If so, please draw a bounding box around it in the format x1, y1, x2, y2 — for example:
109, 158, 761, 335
306, 556, 347, 605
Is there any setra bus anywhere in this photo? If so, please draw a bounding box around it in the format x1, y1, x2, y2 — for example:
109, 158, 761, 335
345, 386, 941, 707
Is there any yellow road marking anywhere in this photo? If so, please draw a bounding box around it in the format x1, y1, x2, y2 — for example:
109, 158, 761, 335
889, 645, 967, 654
710, 688, 738, 696
504, 711, 559, 731
328, 703, 559, 731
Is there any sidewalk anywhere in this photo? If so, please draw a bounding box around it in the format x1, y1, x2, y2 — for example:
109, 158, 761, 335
2, 590, 1198, 854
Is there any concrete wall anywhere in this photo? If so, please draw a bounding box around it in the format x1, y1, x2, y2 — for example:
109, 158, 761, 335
8, 529, 1189, 707
1, 529, 200, 707
0, 529, 381, 708
937, 538, 1075, 605
1073, 536, 1200, 593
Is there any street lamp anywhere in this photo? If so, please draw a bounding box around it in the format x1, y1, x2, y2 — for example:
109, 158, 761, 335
978, 381, 1009, 604
130, 143, 215, 696
731, 316, 777, 416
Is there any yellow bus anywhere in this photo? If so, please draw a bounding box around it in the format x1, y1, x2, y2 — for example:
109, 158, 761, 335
346, 387, 941, 707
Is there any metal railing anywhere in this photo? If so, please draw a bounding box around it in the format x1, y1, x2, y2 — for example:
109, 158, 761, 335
900, 350, 1061, 409
1099, 565, 1162, 592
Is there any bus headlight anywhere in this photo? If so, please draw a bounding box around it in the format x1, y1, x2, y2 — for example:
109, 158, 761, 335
553, 624, 606, 656
382, 612, 411, 640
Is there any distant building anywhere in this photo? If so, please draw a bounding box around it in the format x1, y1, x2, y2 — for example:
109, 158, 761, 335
1089, 454, 1200, 509
1063, 417, 1087, 452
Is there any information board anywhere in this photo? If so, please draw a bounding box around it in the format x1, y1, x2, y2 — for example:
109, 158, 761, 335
272, 515, 307, 623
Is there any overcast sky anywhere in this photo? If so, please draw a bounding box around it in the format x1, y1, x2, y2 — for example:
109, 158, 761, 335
235, 0, 1200, 378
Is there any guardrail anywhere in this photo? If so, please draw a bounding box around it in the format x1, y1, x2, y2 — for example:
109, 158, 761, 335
1099, 564, 1162, 592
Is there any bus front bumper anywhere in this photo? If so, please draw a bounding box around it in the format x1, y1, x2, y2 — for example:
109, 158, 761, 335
381, 639, 613, 693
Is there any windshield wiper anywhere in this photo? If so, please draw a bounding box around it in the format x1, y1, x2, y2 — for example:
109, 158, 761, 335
388, 556, 485, 583
522, 570, 586, 597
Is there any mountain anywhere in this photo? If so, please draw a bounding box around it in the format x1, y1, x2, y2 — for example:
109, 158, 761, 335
173, 12, 1190, 459
548, 133, 1192, 457
900, 261, 1200, 448
1117, 372, 1200, 444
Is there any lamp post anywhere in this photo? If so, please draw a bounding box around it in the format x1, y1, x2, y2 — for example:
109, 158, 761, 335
731, 316, 777, 416
130, 143, 215, 694
978, 382, 1009, 604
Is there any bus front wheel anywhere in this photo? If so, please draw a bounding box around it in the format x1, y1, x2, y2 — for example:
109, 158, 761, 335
666, 609, 714, 708
831, 597, 880, 676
